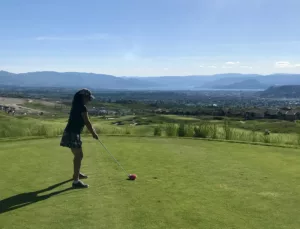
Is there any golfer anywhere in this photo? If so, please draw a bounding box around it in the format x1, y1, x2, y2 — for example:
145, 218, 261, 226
60, 88, 99, 188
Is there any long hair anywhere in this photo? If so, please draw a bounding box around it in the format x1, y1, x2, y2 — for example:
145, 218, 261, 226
71, 91, 84, 107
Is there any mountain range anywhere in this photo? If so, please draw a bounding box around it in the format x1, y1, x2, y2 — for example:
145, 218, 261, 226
214, 79, 268, 90
1, 71, 300, 90
259, 85, 300, 98
0, 71, 157, 89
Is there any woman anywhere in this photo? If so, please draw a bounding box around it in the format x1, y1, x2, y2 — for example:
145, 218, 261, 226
60, 88, 99, 188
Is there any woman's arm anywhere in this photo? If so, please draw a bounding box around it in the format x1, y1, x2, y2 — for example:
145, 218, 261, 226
81, 111, 98, 139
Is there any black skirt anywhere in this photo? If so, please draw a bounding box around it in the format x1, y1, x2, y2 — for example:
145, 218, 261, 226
60, 131, 82, 149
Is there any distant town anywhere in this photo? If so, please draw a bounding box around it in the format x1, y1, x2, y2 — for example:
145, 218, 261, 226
1, 85, 300, 121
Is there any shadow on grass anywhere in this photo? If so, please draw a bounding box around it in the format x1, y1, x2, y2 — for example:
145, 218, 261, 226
0, 179, 74, 214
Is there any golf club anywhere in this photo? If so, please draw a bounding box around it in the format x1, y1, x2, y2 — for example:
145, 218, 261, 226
98, 139, 137, 180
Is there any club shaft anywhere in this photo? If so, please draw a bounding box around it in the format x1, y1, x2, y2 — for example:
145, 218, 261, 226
98, 140, 128, 175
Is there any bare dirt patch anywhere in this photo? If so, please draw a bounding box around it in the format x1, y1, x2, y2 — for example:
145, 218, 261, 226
0, 97, 26, 105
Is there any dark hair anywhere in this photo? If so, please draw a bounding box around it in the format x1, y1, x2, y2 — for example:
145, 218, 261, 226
72, 92, 84, 107
71, 88, 94, 107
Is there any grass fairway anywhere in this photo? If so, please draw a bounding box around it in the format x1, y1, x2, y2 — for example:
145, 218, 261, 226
1, 137, 300, 229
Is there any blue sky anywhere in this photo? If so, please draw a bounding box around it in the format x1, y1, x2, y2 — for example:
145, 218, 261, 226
1, 0, 300, 76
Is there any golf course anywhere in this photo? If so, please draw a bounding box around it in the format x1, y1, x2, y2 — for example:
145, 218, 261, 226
2, 0, 300, 227
1, 136, 300, 229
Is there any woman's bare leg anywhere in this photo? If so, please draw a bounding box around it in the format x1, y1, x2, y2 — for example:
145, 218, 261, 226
71, 148, 83, 182
70, 148, 88, 188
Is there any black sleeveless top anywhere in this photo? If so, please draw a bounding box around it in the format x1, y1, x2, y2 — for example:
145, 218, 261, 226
65, 103, 87, 134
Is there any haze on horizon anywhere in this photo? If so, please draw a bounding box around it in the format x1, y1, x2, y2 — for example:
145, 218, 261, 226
1, 0, 300, 77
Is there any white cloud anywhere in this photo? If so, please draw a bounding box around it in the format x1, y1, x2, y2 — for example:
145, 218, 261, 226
199, 65, 204, 68
35, 33, 110, 41
222, 64, 252, 69
240, 65, 253, 69
222, 66, 233, 69
275, 61, 291, 68
208, 65, 217, 68
275, 61, 300, 68
225, 61, 240, 65
163, 68, 169, 71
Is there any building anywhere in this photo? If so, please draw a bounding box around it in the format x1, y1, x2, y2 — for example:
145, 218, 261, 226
265, 109, 280, 119
283, 110, 300, 121
245, 109, 265, 120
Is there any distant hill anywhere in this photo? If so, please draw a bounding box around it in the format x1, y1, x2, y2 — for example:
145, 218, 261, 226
0, 71, 157, 89
214, 79, 268, 90
136, 73, 300, 90
200, 74, 300, 89
260, 85, 300, 98
135, 74, 262, 89
1, 71, 300, 90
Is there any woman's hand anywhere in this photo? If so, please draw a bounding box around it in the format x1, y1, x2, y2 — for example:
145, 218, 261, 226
92, 133, 99, 140
92, 132, 99, 140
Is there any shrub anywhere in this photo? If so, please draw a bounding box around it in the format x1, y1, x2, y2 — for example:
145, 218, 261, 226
0, 129, 8, 138
154, 126, 162, 136
211, 124, 218, 139
213, 116, 224, 120
125, 127, 131, 135
177, 123, 185, 137
223, 120, 233, 140
261, 134, 271, 144
194, 123, 210, 138
235, 131, 249, 142
251, 131, 258, 142
165, 124, 178, 137
185, 125, 195, 137
270, 135, 282, 145
34, 125, 48, 136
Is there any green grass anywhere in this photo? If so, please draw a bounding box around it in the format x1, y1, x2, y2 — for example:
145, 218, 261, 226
229, 119, 300, 134
161, 114, 200, 121
0, 114, 65, 138
1, 112, 300, 146
0, 114, 153, 138
160, 115, 300, 135
1, 137, 300, 228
